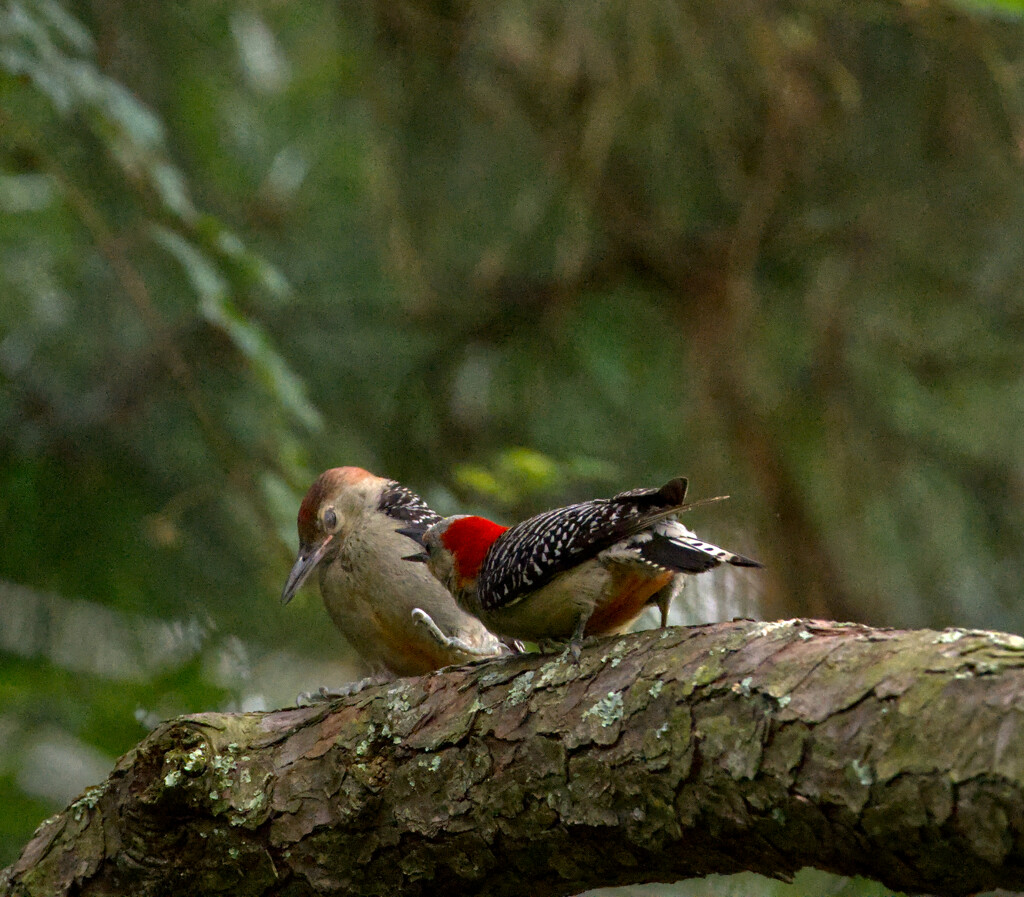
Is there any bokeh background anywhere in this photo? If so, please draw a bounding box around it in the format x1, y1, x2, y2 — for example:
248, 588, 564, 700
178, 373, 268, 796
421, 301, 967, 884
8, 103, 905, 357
3, 0, 1024, 892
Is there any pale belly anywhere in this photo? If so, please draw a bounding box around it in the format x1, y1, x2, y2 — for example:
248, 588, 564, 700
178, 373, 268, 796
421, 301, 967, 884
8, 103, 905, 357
474, 561, 674, 642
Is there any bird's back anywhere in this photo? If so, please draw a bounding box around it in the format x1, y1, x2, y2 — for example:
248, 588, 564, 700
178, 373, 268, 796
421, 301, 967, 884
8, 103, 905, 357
476, 477, 693, 611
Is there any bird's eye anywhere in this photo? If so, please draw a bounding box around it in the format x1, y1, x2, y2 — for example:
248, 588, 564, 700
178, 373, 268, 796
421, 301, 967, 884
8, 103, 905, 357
322, 508, 338, 531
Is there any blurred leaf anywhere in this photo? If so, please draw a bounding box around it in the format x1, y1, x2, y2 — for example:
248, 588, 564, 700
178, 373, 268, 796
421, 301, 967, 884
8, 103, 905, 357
3, 0, 1024, 877
152, 225, 321, 431
952, 0, 1024, 14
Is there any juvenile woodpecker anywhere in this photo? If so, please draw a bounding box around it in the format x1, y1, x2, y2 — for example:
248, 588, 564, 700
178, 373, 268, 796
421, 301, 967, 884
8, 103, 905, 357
405, 477, 761, 657
281, 467, 506, 694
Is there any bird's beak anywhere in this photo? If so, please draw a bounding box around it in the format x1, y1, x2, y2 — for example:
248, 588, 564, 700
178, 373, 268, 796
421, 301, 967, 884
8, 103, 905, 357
280, 535, 334, 605
396, 523, 428, 562
403, 550, 429, 563
396, 524, 426, 544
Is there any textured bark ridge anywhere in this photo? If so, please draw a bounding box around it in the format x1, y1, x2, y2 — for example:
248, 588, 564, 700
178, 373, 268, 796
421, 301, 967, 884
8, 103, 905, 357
5, 619, 1024, 897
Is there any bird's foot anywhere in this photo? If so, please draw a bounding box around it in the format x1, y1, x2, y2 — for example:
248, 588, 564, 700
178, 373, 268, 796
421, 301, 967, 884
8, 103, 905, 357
296, 674, 390, 706
559, 639, 582, 665
411, 607, 502, 658
535, 638, 581, 664
557, 614, 590, 665
501, 636, 527, 655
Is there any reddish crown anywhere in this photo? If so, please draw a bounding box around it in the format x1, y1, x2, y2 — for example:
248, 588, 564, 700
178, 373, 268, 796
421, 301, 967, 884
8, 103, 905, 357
440, 516, 509, 586
296, 466, 378, 544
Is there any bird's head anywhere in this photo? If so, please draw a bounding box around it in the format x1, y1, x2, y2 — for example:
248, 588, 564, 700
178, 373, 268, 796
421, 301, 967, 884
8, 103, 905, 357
405, 514, 508, 596
281, 466, 385, 604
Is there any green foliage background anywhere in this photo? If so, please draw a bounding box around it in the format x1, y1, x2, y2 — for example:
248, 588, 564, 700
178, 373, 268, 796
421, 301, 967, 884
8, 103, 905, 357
2, 0, 1023, 891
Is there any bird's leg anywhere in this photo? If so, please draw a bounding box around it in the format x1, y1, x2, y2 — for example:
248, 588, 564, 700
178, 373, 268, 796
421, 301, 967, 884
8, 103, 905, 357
296, 672, 392, 705
411, 607, 502, 658
651, 579, 683, 628
563, 610, 593, 665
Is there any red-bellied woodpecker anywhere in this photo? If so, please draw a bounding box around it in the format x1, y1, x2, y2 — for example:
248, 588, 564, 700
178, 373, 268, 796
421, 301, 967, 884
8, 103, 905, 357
281, 467, 506, 696
404, 476, 761, 659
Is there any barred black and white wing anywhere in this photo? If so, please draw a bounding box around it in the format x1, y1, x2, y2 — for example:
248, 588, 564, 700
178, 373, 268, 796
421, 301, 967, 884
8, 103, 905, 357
476, 477, 701, 610
378, 481, 442, 529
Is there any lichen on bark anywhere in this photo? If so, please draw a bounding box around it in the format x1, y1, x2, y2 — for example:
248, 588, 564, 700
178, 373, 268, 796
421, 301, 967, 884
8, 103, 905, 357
5, 618, 1024, 897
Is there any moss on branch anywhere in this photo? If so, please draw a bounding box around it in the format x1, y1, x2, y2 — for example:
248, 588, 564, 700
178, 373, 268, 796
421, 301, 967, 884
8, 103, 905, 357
5, 619, 1024, 896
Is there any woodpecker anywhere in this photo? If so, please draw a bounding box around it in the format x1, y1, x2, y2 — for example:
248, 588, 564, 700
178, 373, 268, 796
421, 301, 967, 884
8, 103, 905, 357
281, 467, 506, 695
405, 477, 762, 658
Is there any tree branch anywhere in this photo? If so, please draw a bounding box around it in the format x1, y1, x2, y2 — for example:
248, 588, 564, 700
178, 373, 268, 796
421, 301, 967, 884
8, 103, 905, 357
5, 619, 1024, 896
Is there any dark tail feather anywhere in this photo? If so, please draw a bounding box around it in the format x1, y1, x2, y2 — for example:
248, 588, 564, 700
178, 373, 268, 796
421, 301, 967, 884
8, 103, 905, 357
640, 532, 763, 573
639, 533, 721, 573
728, 553, 763, 569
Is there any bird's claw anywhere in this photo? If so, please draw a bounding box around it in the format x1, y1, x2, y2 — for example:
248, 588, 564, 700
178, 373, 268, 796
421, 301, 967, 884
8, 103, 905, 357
295, 675, 389, 705
296, 686, 342, 706
411, 607, 502, 658
553, 640, 582, 665
501, 637, 527, 654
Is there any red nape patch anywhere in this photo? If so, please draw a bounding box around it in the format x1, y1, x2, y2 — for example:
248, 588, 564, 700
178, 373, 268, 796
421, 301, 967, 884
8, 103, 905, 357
440, 517, 508, 584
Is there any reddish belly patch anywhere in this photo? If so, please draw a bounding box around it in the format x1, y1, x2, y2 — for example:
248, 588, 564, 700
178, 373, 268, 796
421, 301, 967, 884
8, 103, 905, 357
585, 569, 674, 636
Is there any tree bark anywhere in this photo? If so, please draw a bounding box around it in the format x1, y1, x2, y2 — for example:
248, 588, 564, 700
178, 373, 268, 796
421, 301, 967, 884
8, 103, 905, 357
4, 619, 1024, 896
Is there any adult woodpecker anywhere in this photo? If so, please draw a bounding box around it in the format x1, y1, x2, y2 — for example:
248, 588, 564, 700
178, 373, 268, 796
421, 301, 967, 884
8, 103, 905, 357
405, 476, 761, 658
281, 467, 506, 695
